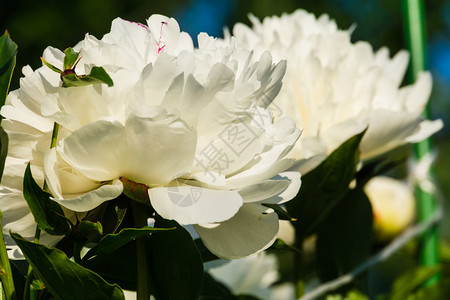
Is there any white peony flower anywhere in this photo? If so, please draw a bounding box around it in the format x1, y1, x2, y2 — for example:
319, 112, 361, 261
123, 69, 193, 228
230, 9, 443, 173
1, 15, 301, 258
0, 62, 79, 253
364, 176, 415, 242
205, 252, 295, 299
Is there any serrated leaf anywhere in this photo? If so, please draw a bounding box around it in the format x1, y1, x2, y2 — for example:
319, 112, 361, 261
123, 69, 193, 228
0, 127, 8, 182
286, 130, 365, 240
63, 48, 79, 70
11, 233, 124, 300
62, 67, 113, 88
262, 203, 296, 221
0, 32, 17, 110
150, 216, 204, 300
23, 163, 70, 235
316, 187, 373, 282
82, 226, 172, 262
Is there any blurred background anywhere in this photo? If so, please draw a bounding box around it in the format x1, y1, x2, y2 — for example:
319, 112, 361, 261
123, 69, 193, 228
1, 0, 449, 295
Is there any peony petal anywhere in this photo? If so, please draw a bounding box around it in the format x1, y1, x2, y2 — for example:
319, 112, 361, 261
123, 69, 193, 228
238, 171, 300, 204
403, 72, 432, 113
361, 110, 442, 159
262, 171, 301, 205
46, 146, 123, 212
57, 120, 125, 181
195, 203, 279, 259
44, 149, 104, 198
103, 18, 153, 63
122, 111, 196, 185
149, 185, 243, 225
58, 111, 196, 186
238, 176, 290, 203
54, 179, 123, 212
321, 117, 368, 154
405, 119, 444, 144
227, 158, 294, 189
1, 94, 53, 133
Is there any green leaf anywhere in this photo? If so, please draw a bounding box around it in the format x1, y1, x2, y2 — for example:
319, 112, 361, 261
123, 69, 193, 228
236, 295, 261, 300
262, 203, 297, 221
285, 130, 365, 240
389, 266, 441, 300
63, 48, 80, 70
82, 194, 129, 235
0, 127, 8, 182
268, 239, 302, 256
81, 240, 138, 291
0, 210, 16, 300
316, 187, 373, 282
356, 146, 409, 186
62, 67, 113, 87
23, 163, 70, 235
150, 216, 204, 300
41, 47, 114, 88
405, 278, 450, 300
78, 220, 103, 242
201, 272, 234, 299
0, 31, 17, 111
73, 221, 103, 263
40, 57, 62, 74
30, 279, 45, 300
196, 241, 220, 263
82, 226, 173, 262
87, 66, 114, 87
11, 233, 124, 300
326, 289, 369, 300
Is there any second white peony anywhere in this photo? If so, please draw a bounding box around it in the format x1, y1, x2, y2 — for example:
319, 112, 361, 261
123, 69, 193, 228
230, 9, 443, 173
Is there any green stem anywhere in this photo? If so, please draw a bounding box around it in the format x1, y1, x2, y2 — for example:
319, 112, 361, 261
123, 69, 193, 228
402, 0, 440, 286
0, 211, 16, 300
43, 123, 59, 192
23, 121, 59, 299
23, 227, 41, 300
131, 202, 150, 300
49, 123, 59, 149
293, 235, 305, 299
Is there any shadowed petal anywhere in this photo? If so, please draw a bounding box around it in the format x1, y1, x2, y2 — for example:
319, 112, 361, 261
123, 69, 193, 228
149, 185, 242, 225
195, 204, 279, 259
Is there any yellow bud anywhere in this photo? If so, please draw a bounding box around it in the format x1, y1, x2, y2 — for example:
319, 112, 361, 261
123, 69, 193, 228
364, 176, 415, 243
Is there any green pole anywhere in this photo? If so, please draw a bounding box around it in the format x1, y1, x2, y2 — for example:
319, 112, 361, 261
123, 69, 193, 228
401, 0, 440, 285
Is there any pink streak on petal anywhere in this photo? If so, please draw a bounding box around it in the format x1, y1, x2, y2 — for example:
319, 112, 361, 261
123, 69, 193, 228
125, 19, 148, 29
157, 21, 168, 54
